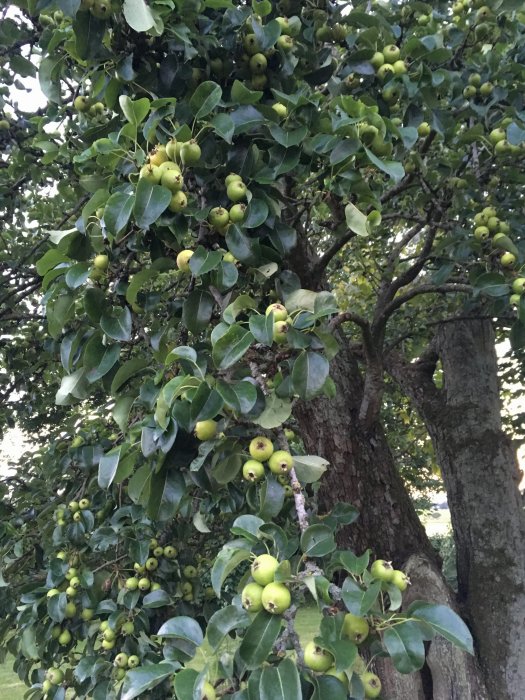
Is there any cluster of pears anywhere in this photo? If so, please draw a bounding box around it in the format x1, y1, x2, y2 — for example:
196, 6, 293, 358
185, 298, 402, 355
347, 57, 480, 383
472, 205, 518, 268
138, 139, 202, 214
241, 19, 294, 90
302, 641, 381, 698
487, 120, 524, 157
370, 44, 407, 81
73, 94, 106, 119
462, 72, 494, 100
53, 497, 91, 526
42, 666, 65, 695
242, 435, 294, 495
241, 553, 292, 615
207, 173, 248, 234
123, 537, 177, 596
266, 301, 293, 345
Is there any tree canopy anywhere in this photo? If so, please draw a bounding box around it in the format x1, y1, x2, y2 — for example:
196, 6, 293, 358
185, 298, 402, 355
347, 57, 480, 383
1, 1, 525, 699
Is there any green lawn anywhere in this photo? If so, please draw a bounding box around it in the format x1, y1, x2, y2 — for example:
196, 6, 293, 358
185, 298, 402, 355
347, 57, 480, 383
0, 656, 26, 700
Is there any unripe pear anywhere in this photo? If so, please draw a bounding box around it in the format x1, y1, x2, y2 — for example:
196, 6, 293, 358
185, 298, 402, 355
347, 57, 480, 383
251, 553, 279, 585
161, 170, 183, 192
268, 450, 293, 474
226, 180, 248, 202
242, 459, 265, 482
169, 190, 188, 213
176, 250, 193, 272
180, 139, 201, 165
93, 254, 109, 271
148, 145, 168, 167
241, 582, 264, 611
139, 164, 161, 184
265, 303, 288, 321
209, 206, 229, 227
261, 582, 291, 614
249, 436, 274, 461
273, 320, 289, 344
194, 420, 218, 440
229, 203, 246, 223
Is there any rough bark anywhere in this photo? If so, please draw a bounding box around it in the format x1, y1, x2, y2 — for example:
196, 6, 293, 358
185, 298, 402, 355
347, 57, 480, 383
387, 319, 525, 700
293, 339, 437, 566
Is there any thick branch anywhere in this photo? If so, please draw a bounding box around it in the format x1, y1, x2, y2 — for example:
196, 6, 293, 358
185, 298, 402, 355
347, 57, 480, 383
377, 283, 471, 327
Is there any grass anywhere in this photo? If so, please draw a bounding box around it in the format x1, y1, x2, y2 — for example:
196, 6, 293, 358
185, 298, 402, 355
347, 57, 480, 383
0, 656, 26, 700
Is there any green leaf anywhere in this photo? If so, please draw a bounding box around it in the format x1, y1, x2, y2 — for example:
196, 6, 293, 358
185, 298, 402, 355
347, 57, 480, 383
300, 524, 336, 557
157, 616, 204, 645
244, 199, 269, 229
216, 380, 257, 414
258, 478, 285, 521
182, 291, 214, 335
149, 469, 185, 520
36, 249, 70, 276
344, 202, 369, 237
472, 272, 509, 298
47, 592, 67, 623
254, 394, 292, 429
341, 578, 381, 615
212, 325, 254, 369
238, 611, 282, 670
231, 514, 265, 542
142, 589, 171, 608
134, 178, 171, 229
73, 11, 106, 61
211, 545, 251, 597
206, 606, 251, 651
55, 369, 89, 405
173, 668, 199, 700
331, 550, 370, 576
383, 621, 426, 674
125, 258, 174, 305
408, 603, 474, 654
210, 113, 234, 143
292, 455, 329, 484
190, 384, 223, 422
189, 81, 222, 119
249, 314, 273, 345
292, 352, 329, 400
230, 80, 263, 105
268, 124, 308, 148
223, 295, 257, 324
189, 246, 223, 276
121, 662, 179, 700
104, 192, 134, 235
314, 291, 339, 318
65, 262, 90, 289
100, 306, 132, 342
111, 358, 149, 394
259, 658, 301, 700
364, 146, 405, 181
98, 446, 122, 489
122, 0, 156, 33
225, 224, 260, 263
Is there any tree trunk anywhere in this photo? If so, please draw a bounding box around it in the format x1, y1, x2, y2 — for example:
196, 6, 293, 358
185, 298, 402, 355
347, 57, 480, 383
293, 339, 437, 565
387, 319, 525, 700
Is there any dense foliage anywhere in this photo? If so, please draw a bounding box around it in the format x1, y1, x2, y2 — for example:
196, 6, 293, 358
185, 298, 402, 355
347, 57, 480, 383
2, 0, 525, 698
